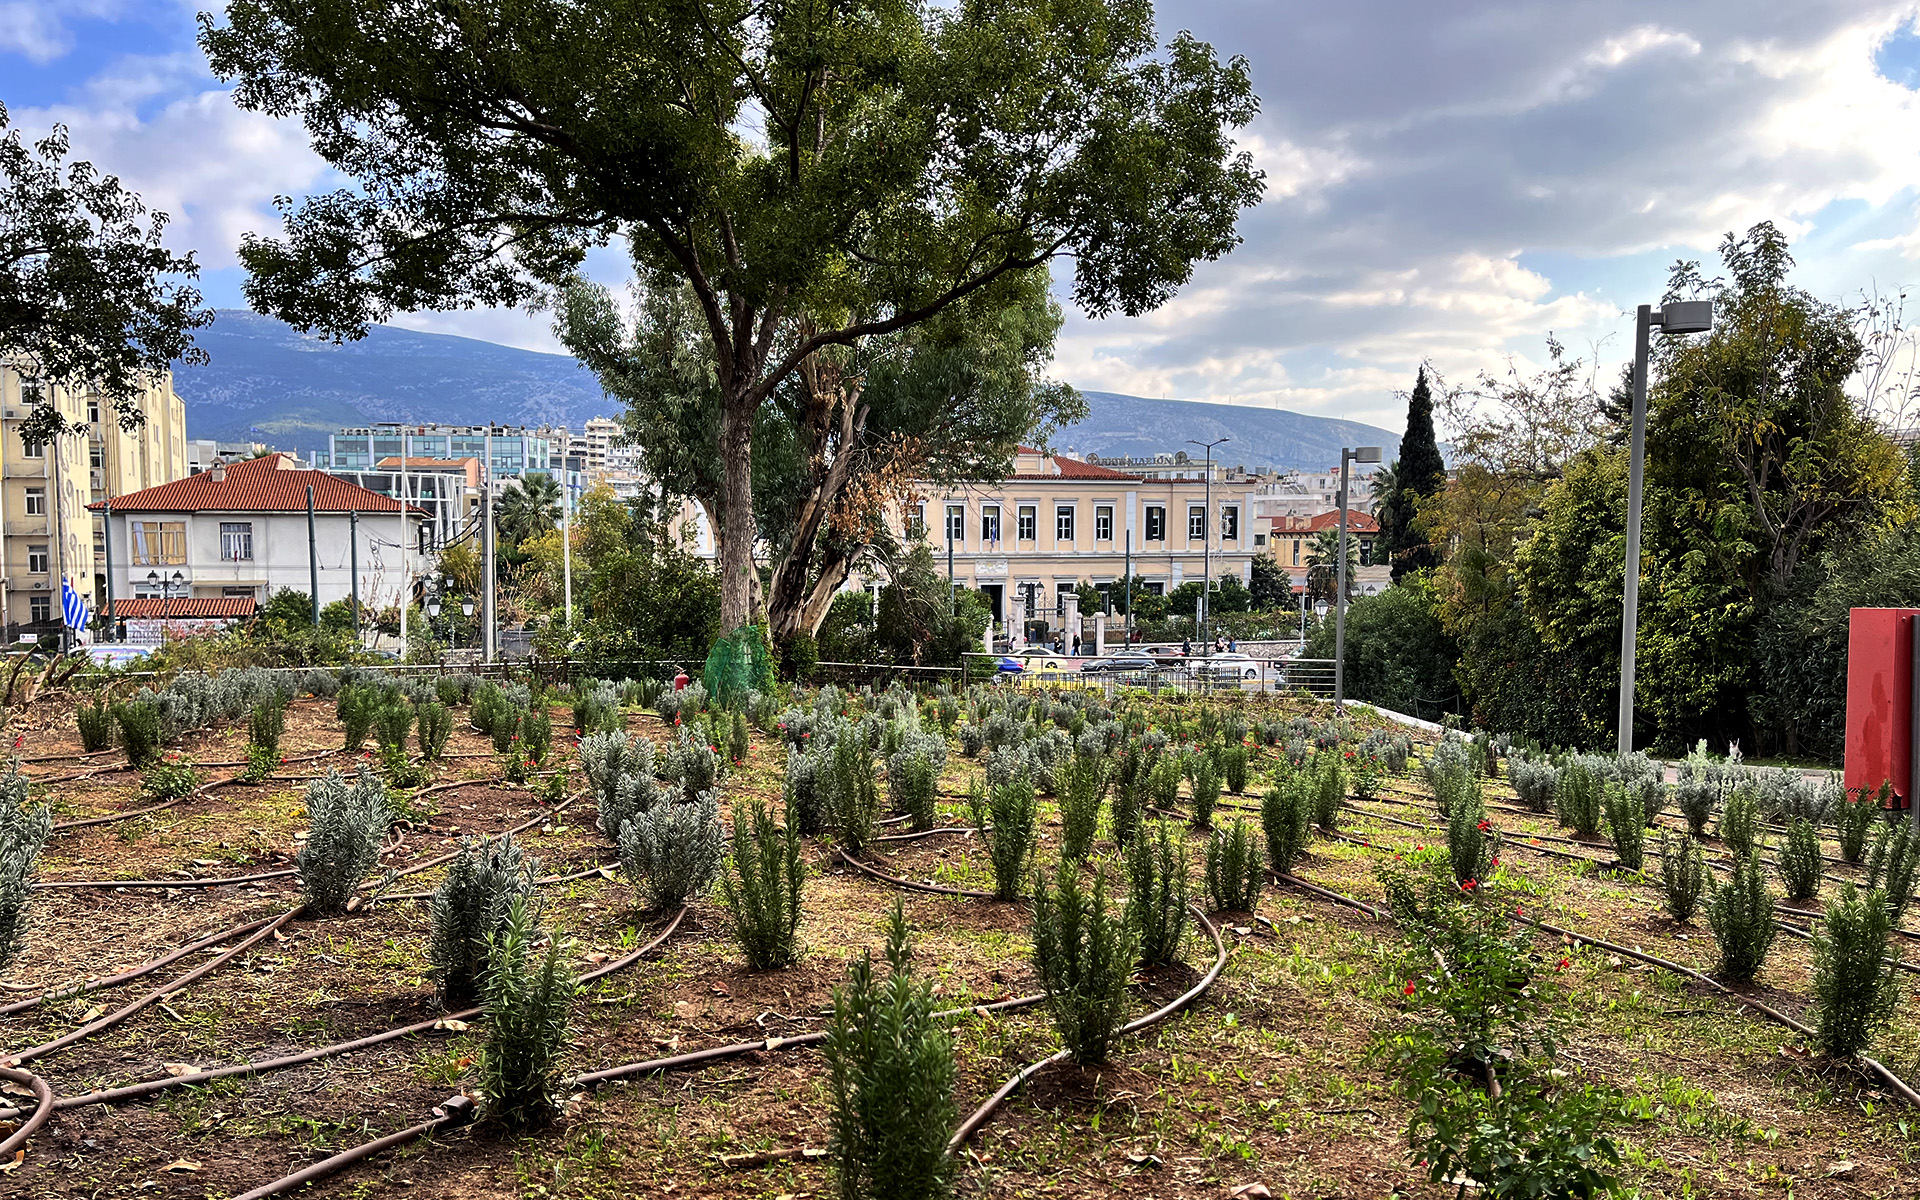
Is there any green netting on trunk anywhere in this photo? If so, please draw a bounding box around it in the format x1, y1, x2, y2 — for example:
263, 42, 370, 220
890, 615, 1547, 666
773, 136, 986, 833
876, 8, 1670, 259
704, 625, 774, 708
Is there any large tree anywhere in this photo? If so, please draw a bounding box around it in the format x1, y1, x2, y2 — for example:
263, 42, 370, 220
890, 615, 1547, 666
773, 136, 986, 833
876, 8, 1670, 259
0, 103, 211, 442
1380, 365, 1446, 581
202, 0, 1264, 632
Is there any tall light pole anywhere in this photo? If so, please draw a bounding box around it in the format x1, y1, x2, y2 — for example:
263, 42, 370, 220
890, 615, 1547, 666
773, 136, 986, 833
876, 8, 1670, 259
1335, 445, 1383, 710
1186, 437, 1229, 652
1618, 299, 1713, 753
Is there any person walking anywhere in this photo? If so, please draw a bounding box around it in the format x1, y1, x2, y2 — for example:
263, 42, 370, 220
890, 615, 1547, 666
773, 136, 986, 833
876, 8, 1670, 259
1181, 636, 1192, 658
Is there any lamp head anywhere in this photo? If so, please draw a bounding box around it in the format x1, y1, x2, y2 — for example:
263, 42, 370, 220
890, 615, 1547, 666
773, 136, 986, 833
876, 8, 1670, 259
146, 570, 159, 586
461, 598, 475, 617
1657, 299, 1714, 336
1350, 446, 1383, 464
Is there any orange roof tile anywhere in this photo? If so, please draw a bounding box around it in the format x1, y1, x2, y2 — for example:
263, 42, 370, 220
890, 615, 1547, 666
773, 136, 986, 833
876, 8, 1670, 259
91, 455, 428, 516
108, 597, 257, 619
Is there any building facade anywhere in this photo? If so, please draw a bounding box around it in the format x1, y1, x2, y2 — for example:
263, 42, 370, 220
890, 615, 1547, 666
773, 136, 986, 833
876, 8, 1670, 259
329, 456, 481, 551
1267, 510, 1390, 597
0, 367, 188, 636
1251, 466, 1384, 521
92, 454, 431, 617
882, 447, 1260, 635
325, 423, 576, 483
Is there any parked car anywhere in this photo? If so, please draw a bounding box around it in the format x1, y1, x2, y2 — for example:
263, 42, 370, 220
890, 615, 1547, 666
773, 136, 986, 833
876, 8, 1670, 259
1079, 653, 1159, 673
1193, 652, 1263, 681
1005, 648, 1070, 672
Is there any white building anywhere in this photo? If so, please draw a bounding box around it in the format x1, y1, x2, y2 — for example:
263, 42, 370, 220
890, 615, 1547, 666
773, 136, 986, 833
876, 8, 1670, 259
91, 453, 432, 615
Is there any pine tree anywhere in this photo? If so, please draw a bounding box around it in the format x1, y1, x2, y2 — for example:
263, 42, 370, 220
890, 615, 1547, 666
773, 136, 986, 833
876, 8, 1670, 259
1384, 365, 1446, 581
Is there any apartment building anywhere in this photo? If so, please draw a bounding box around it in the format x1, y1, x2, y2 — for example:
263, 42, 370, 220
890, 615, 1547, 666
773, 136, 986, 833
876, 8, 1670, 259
0, 367, 187, 636
329, 456, 480, 551
325, 423, 580, 485
1268, 510, 1390, 597
886, 446, 1260, 634
1251, 465, 1385, 521
187, 438, 269, 474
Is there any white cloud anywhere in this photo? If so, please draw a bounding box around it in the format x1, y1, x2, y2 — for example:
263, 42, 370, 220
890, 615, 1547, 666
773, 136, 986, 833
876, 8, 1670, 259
0, 0, 126, 63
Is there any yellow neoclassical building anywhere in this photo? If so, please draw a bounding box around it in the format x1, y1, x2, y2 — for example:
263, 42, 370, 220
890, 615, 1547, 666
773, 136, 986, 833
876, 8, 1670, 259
886, 446, 1262, 637
0, 367, 187, 636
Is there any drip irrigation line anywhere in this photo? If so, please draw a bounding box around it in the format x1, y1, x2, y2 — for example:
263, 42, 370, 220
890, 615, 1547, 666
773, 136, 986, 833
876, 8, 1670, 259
947, 905, 1227, 1153
837, 849, 997, 899
50, 773, 235, 832
0, 915, 277, 1016
34, 868, 297, 891
372, 862, 615, 906
375, 796, 578, 887
0, 1065, 52, 1157
6, 907, 302, 1065
872, 826, 977, 844
229, 1096, 476, 1200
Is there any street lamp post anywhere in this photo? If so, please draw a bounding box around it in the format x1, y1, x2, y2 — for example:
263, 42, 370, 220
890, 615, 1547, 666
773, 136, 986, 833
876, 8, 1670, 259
1335, 445, 1383, 711
1186, 437, 1229, 654
146, 569, 185, 631
460, 596, 476, 654
1618, 299, 1714, 753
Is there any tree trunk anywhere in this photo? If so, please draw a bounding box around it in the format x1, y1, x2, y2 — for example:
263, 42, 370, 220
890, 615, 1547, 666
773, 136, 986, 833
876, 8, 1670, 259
718, 386, 762, 630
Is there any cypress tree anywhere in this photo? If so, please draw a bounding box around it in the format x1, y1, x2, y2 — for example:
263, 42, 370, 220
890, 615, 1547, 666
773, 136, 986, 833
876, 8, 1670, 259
1384, 365, 1446, 580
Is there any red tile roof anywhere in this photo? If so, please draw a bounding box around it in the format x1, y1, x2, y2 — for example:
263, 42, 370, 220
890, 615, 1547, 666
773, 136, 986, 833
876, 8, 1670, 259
1046, 456, 1142, 481
1268, 509, 1378, 534
90, 455, 428, 515
108, 597, 257, 619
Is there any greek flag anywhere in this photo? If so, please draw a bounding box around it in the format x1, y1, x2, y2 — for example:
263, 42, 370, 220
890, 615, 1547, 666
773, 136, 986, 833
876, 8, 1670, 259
60, 577, 90, 632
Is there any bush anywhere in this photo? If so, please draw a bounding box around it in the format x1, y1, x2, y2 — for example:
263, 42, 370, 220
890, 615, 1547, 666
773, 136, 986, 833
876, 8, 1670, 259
824, 902, 956, 1200
1205, 819, 1264, 912
979, 773, 1037, 902
417, 699, 452, 760
824, 735, 881, 853
1188, 753, 1221, 828
1658, 832, 1707, 922
1809, 882, 1900, 1058
296, 766, 391, 915
428, 834, 540, 1008
889, 749, 939, 834
477, 897, 576, 1129
1108, 751, 1147, 850
1837, 784, 1888, 865
1674, 777, 1718, 838
520, 704, 553, 764
1509, 757, 1556, 814
728, 710, 751, 764
579, 730, 660, 841
1447, 792, 1498, 888
618, 788, 724, 909
1261, 773, 1313, 872
1311, 752, 1346, 831
718, 794, 804, 969
1555, 760, 1601, 839
1778, 817, 1823, 903
1719, 786, 1760, 858
471, 681, 510, 735
1601, 784, 1645, 872
374, 698, 414, 755
1031, 860, 1138, 1066
1866, 820, 1917, 924
1126, 820, 1190, 968
1220, 743, 1249, 795
77, 696, 115, 753
141, 754, 202, 802
1706, 852, 1777, 984
0, 764, 52, 975
1056, 750, 1107, 862
248, 693, 287, 757
114, 698, 163, 767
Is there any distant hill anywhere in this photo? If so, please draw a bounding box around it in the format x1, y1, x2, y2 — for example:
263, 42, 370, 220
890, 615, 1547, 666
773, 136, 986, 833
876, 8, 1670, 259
175, 312, 1403, 469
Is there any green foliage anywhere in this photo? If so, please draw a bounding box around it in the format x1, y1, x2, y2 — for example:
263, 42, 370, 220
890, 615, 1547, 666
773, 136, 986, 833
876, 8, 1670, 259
979, 773, 1037, 902
618, 788, 724, 909
1188, 751, 1221, 828
373, 697, 413, 755
1718, 785, 1759, 858
1706, 852, 1777, 984
704, 624, 775, 709
296, 766, 391, 915
1555, 760, 1601, 839
428, 834, 540, 1008
1311, 751, 1347, 831
1108, 748, 1147, 850
1204, 818, 1263, 913
477, 897, 576, 1129
77, 696, 115, 752
113, 698, 162, 767
1219, 743, 1248, 795
0, 763, 52, 975
825, 734, 882, 853
1303, 577, 1461, 720
1809, 883, 1900, 1058
1778, 817, 1822, 903
1836, 784, 1888, 865
889, 749, 939, 835
520, 704, 553, 764
1056, 750, 1108, 862
141, 754, 202, 802
336, 683, 381, 752
1601, 784, 1644, 872
1381, 367, 1447, 581
1447, 792, 1499, 888
1031, 860, 1139, 1067
728, 709, 751, 764
1261, 772, 1313, 872
417, 699, 452, 761
1657, 832, 1707, 922
718, 795, 804, 969
1125, 820, 1190, 968
824, 903, 956, 1200
247, 692, 286, 757
1866, 820, 1918, 925
1146, 754, 1182, 819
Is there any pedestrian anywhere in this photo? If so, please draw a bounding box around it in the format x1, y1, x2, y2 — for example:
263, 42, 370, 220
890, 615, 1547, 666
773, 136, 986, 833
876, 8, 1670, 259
1072, 633, 1082, 656
1227, 636, 1237, 653
1181, 636, 1191, 657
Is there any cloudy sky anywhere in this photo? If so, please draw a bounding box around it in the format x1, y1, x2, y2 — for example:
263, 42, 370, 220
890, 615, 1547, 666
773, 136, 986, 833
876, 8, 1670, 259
6, 1, 1920, 433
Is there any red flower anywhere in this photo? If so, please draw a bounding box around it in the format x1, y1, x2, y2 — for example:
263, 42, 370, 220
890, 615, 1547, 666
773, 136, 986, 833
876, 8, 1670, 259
1403, 980, 1417, 996
1490, 856, 1500, 868
1461, 878, 1477, 891
1415, 844, 1425, 852
1556, 957, 1570, 971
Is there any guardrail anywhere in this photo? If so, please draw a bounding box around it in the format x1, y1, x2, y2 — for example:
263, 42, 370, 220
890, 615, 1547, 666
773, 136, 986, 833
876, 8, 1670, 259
962, 653, 1338, 696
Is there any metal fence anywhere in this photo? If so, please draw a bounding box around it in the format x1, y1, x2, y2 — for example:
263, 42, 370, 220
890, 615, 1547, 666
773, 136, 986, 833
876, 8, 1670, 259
961, 653, 1338, 697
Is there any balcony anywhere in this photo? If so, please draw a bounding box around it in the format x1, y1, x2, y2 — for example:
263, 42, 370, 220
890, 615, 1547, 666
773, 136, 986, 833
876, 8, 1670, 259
3, 518, 52, 537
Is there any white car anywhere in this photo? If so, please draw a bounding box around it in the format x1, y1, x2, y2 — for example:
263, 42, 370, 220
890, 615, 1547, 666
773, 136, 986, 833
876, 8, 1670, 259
1193, 652, 1262, 681
1005, 648, 1070, 673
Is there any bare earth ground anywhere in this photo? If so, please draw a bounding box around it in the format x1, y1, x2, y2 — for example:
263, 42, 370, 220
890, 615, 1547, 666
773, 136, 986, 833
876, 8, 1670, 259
1, 689, 1916, 1199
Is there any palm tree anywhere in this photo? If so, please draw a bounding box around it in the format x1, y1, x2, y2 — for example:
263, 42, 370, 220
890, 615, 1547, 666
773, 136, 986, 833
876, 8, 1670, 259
495, 471, 563, 548
1304, 529, 1359, 604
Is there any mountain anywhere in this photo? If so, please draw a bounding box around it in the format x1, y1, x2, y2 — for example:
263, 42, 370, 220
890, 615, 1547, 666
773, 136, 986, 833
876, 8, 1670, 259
175, 312, 1402, 471
1055, 391, 1400, 473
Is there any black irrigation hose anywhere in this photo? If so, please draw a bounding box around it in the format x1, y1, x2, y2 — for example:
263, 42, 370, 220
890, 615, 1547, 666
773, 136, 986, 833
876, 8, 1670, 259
0, 1065, 53, 1157
0, 914, 278, 1015
229, 1096, 477, 1200
946, 905, 1228, 1153
50, 772, 236, 832
872, 826, 977, 844
837, 848, 997, 900
34, 867, 298, 891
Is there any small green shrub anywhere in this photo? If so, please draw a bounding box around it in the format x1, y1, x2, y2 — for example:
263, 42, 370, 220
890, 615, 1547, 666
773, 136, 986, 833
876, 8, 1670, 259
1031, 860, 1138, 1066
1056, 750, 1107, 862
1866, 819, 1917, 924
296, 766, 391, 915
1658, 832, 1707, 922
889, 749, 938, 834
477, 897, 576, 1129
824, 902, 956, 1200
823, 735, 880, 852
1204, 819, 1264, 912
1126, 820, 1190, 968
1601, 783, 1645, 872
1837, 784, 1888, 865
979, 773, 1037, 902
1147, 754, 1182, 816
428, 834, 540, 1008
1555, 760, 1601, 839
1675, 777, 1717, 837
1778, 817, 1822, 903
1220, 743, 1249, 795
1311, 751, 1346, 831
1508, 757, 1556, 814
728, 710, 751, 764
718, 794, 804, 969
417, 699, 452, 761
1188, 753, 1221, 828
1260, 773, 1313, 872
0, 763, 52, 975
520, 705, 553, 764
374, 698, 414, 755
1809, 882, 1900, 1058
618, 788, 724, 909
141, 753, 202, 802
1447, 792, 1498, 888
337, 684, 382, 752
1706, 851, 1776, 984
113, 698, 163, 767
1719, 785, 1759, 858
248, 694, 286, 758
77, 696, 115, 752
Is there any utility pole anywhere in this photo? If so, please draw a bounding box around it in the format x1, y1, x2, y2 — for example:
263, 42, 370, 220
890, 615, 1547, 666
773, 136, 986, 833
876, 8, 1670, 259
1124, 530, 1133, 647
1335, 445, 1383, 710
481, 426, 497, 663
562, 469, 573, 625
349, 508, 360, 636
103, 499, 115, 640
398, 429, 408, 655
1187, 437, 1229, 652
306, 484, 319, 627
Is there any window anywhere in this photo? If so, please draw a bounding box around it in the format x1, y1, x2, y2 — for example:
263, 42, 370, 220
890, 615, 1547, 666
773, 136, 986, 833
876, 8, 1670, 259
1221, 506, 1239, 540
1145, 505, 1165, 541
1017, 505, 1036, 540
1292, 539, 1301, 566
219, 521, 254, 562
1095, 505, 1113, 541
908, 504, 926, 538
981, 505, 1001, 543
22, 437, 43, 459
129, 520, 187, 566
945, 505, 965, 543
89, 444, 103, 468
27, 545, 48, 574
1360, 538, 1372, 567
29, 596, 50, 624
23, 488, 45, 516
87, 400, 101, 425
1253, 533, 1266, 547
1094, 582, 1113, 613
1188, 506, 1206, 539
1055, 505, 1074, 541
222, 586, 256, 598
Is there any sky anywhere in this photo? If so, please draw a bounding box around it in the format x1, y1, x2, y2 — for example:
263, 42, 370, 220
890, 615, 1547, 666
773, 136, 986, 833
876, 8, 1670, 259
6, 1, 1920, 434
